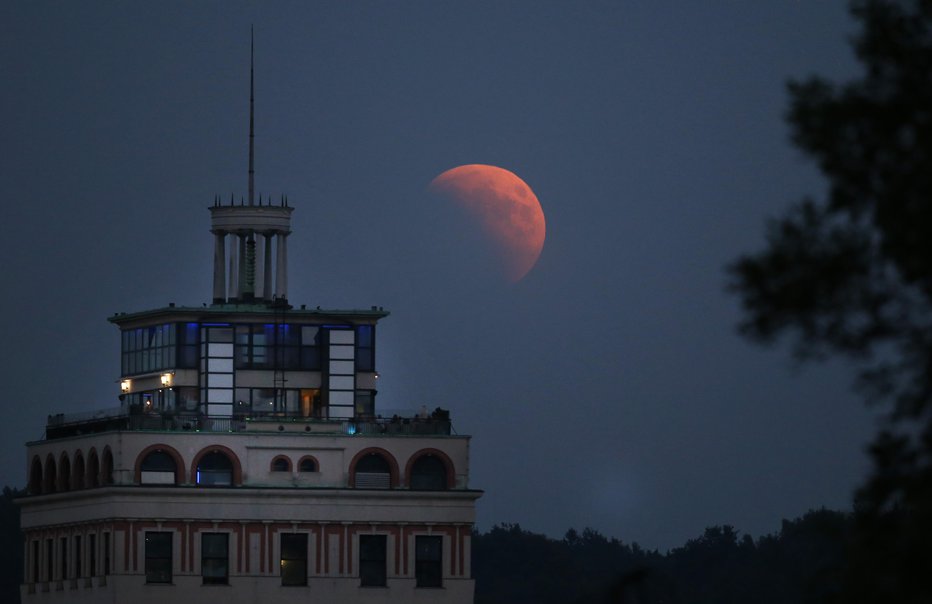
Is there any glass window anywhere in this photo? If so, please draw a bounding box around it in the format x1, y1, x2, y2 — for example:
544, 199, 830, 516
140, 450, 177, 485
89, 534, 96, 577
103, 533, 110, 575
60, 537, 67, 580
355, 454, 391, 489
359, 535, 387, 587
75, 535, 82, 578
201, 533, 228, 585
196, 451, 233, 486
271, 457, 290, 472
145, 532, 172, 584
415, 536, 442, 588
410, 455, 448, 491
280, 533, 307, 586
298, 458, 317, 473
46, 538, 53, 582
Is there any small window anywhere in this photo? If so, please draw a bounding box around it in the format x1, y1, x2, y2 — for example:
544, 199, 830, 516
415, 536, 442, 588
271, 457, 291, 472
359, 535, 387, 587
298, 457, 317, 473
197, 451, 233, 486
410, 455, 448, 491
280, 533, 307, 586
145, 532, 172, 584
201, 533, 228, 585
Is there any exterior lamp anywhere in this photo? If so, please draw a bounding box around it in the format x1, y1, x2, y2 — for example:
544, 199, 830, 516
120, 379, 131, 393
160, 373, 172, 387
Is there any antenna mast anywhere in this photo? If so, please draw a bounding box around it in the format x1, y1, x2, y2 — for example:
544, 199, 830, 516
248, 26, 255, 206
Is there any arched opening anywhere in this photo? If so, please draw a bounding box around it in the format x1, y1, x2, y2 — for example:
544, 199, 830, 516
140, 449, 178, 485
196, 451, 234, 486
87, 449, 100, 488
298, 456, 317, 473
102, 448, 114, 485
58, 453, 71, 492
73, 452, 86, 490
270, 456, 291, 472
354, 453, 392, 489
44, 455, 57, 493
410, 454, 449, 490
29, 457, 43, 495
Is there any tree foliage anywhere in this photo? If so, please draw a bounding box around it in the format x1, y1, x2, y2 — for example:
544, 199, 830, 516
728, 1, 932, 601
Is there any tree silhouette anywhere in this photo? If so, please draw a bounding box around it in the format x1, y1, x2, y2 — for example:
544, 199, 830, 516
728, 1, 932, 601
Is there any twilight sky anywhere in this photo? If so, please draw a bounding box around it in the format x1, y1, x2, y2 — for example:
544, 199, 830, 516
1, 2, 876, 551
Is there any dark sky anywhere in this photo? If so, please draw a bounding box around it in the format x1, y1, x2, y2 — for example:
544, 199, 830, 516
2, 2, 876, 551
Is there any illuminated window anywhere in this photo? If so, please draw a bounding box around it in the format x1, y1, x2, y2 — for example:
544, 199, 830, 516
280, 533, 307, 586
415, 536, 442, 588
145, 532, 172, 584
359, 535, 387, 587
201, 533, 228, 585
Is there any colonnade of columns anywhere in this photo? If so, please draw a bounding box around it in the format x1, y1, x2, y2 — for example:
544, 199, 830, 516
212, 228, 288, 304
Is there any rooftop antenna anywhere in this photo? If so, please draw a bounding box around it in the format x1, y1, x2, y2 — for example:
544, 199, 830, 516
248, 25, 255, 206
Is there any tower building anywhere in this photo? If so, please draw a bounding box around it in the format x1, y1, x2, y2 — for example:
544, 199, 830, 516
19, 38, 481, 604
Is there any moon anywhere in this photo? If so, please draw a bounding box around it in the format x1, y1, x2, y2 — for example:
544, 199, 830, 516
428, 164, 546, 282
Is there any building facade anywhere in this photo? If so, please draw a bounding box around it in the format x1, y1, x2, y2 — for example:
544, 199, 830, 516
19, 54, 480, 602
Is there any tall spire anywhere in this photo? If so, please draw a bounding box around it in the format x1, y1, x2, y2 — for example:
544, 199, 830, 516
248, 25, 255, 206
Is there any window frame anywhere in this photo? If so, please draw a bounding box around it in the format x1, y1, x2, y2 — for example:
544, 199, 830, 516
279, 533, 308, 587
144, 532, 173, 584
201, 533, 229, 585
415, 535, 443, 588
359, 534, 387, 587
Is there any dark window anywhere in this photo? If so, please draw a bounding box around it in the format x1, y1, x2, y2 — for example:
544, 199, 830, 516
75, 535, 82, 578
197, 451, 233, 486
410, 455, 448, 490
355, 325, 375, 371
89, 534, 96, 577
201, 533, 229, 585
354, 453, 391, 489
145, 532, 172, 584
280, 533, 307, 586
46, 538, 53, 582
31, 540, 39, 583
29, 457, 42, 495
121, 323, 178, 376
103, 533, 110, 575
141, 450, 177, 484
298, 458, 317, 472
415, 536, 442, 588
60, 537, 67, 580
359, 535, 387, 587
271, 457, 290, 472
355, 390, 374, 417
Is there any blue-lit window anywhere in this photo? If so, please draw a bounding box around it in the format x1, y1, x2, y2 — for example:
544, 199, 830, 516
196, 452, 233, 486
356, 326, 375, 372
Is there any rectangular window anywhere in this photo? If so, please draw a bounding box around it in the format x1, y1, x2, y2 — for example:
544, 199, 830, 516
415, 536, 442, 588
89, 534, 97, 577
31, 540, 39, 583
359, 535, 387, 587
60, 537, 67, 580
201, 533, 229, 585
145, 532, 172, 584
280, 533, 307, 586
46, 538, 53, 582
103, 533, 110, 575
75, 535, 82, 578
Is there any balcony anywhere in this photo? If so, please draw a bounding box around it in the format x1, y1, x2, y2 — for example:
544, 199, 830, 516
44, 406, 454, 440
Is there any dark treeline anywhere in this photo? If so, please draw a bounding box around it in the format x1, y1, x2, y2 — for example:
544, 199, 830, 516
473, 509, 850, 604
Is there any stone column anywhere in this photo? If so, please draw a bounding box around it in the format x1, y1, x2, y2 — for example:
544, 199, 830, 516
264, 233, 273, 301
276, 232, 288, 300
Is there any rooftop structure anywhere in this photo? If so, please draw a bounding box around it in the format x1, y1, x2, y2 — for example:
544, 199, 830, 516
19, 35, 480, 604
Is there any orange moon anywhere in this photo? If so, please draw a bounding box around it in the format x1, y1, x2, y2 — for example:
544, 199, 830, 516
428, 164, 546, 282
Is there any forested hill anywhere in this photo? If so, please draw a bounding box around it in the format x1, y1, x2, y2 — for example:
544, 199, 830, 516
473, 509, 850, 604
1, 487, 848, 604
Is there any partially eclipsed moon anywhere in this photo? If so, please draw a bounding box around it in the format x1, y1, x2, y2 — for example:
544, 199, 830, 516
428, 164, 546, 282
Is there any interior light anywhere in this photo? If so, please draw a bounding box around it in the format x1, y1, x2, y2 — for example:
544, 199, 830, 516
120, 380, 131, 393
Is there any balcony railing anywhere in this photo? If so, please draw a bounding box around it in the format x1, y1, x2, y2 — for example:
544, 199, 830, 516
44, 407, 453, 439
